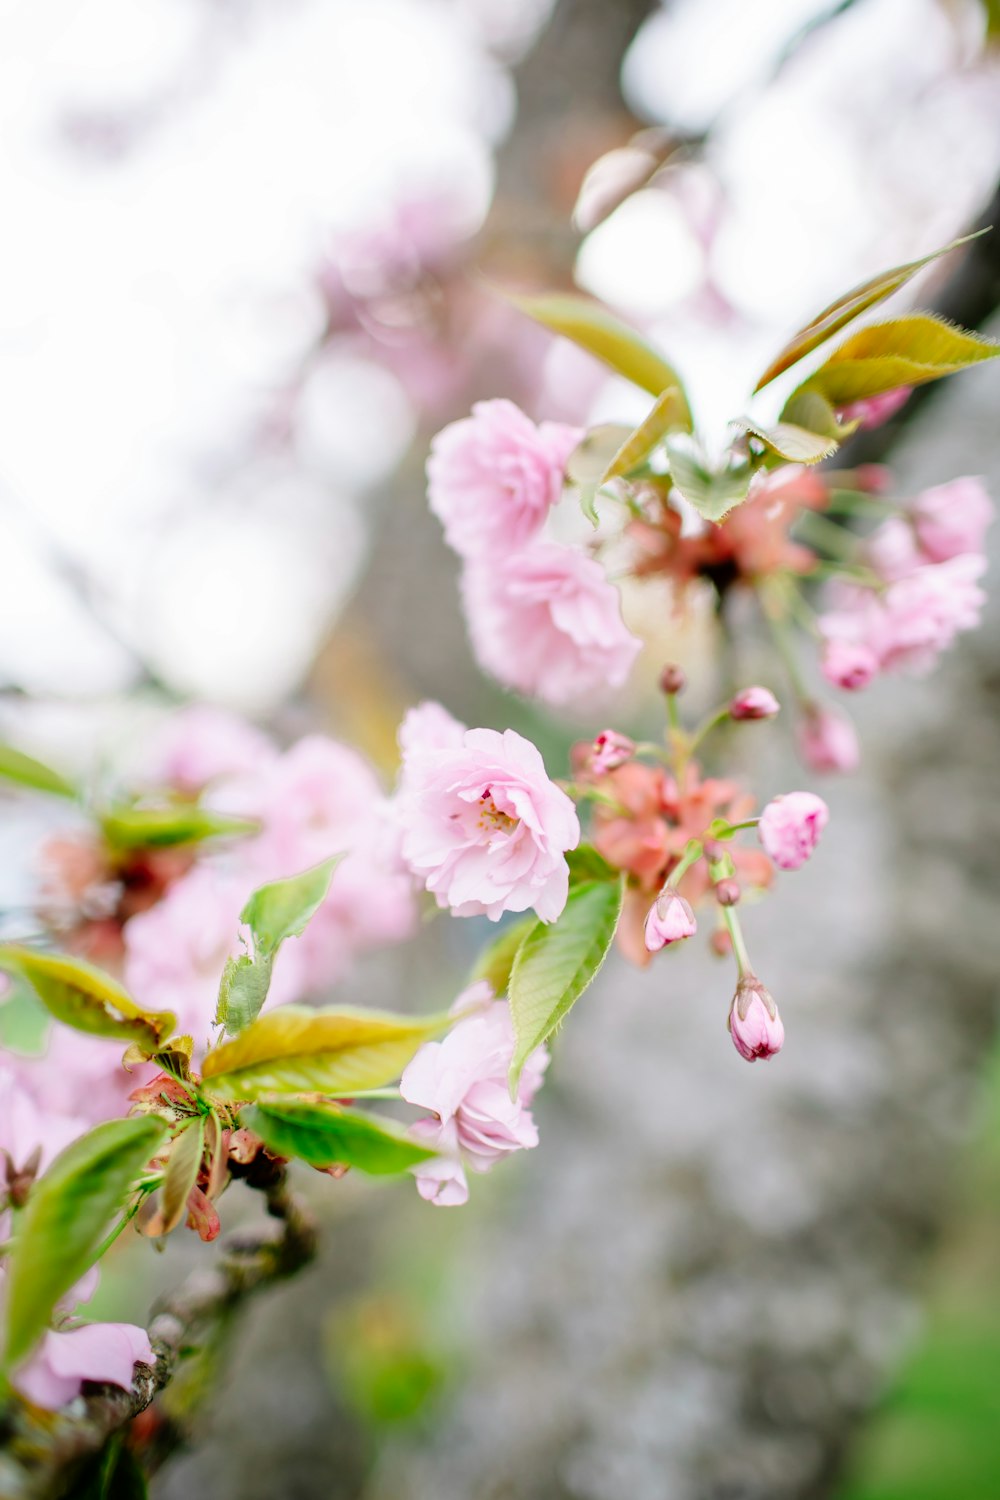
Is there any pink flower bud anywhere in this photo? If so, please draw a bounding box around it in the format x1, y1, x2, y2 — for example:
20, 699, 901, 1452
644, 889, 697, 952
837, 386, 911, 431
821, 639, 879, 692
796, 705, 860, 774
757, 791, 828, 870
714, 879, 740, 906
729, 686, 780, 721
728, 976, 784, 1062
589, 729, 636, 774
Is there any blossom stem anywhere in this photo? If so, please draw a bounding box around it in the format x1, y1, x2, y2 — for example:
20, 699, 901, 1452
720, 904, 753, 977
666, 838, 704, 888
91, 1189, 150, 1263
686, 706, 730, 759
795, 508, 861, 561
758, 585, 812, 707
824, 488, 895, 518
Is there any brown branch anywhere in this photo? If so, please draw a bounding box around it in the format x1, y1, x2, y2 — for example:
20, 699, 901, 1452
0, 1171, 317, 1500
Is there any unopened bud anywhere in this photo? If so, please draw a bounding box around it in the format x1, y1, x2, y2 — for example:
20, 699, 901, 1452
710, 929, 732, 958
658, 663, 686, 696
729, 686, 780, 721
728, 975, 784, 1062
590, 729, 635, 775
644, 889, 697, 952
714, 879, 740, 906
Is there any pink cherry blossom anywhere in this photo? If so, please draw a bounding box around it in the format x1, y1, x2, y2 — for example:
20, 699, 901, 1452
796, 705, 860, 774
13, 1028, 150, 1128
400, 985, 548, 1206
821, 638, 879, 691
0, 1067, 86, 1207
729, 686, 780, 720
395, 712, 579, 922
868, 556, 987, 674
728, 977, 784, 1062
866, 517, 923, 581
427, 399, 582, 559
757, 792, 829, 870
462, 542, 642, 706
911, 476, 992, 563
11, 1315, 153, 1410
144, 705, 276, 793
643, 890, 697, 951
838, 386, 911, 430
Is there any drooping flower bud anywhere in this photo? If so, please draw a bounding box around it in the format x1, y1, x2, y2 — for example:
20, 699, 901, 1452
757, 792, 828, 870
728, 686, 780, 720
714, 878, 740, 906
728, 976, 784, 1062
796, 704, 860, 773
658, 663, 687, 695
589, 729, 636, 774
644, 889, 697, 952
821, 639, 879, 692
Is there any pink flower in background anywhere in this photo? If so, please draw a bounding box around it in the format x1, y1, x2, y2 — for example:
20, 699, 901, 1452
728, 977, 784, 1062
589, 730, 636, 774
838, 386, 911, 430
758, 792, 829, 870
644, 890, 697, 951
796, 705, 860, 774
729, 686, 780, 720
400, 984, 548, 1206
911, 476, 992, 563
145, 705, 276, 793
821, 638, 879, 692
462, 542, 642, 706
11, 1315, 153, 1410
0, 1068, 85, 1214
427, 399, 581, 558
395, 711, 578, 922
14, 1029, 149, 1128
397, 701, 465, 759
866, 517, 923, 581
869, 556, 987, 674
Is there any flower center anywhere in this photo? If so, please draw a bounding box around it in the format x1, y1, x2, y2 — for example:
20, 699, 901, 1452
477, 787, 517, 835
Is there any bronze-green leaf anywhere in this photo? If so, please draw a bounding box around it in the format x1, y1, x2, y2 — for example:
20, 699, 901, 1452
665, 434, 754, 522
0, 947, 175, 1050
732, 417, 840, 465
2, 1116, 168, 1371
600, 386, 689, 482
753, 230, 989, 391
201, 1005, 450, 1101
791, 314, 1000, 409
0, 743, 77, 800
149, 1117, 205, 1238
505, 289, 692, 419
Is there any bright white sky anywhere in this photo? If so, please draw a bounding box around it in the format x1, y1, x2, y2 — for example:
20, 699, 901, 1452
0, 0, 998, 709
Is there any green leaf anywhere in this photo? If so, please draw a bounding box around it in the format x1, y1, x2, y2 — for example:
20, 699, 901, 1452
665, 434, 754, 522
216, 953, 273, 1037
791, 314, 1000, 409
732, 417, 840, 465
600, 386, 689, 481
779, 388, 856, 441
508, 876, 624, 1094
100, 802, 258, 851
0, 743, 76, 800
468, 916, 537, 998
75, 1437, 150, 1500
244, 1098, 437, 1176
566, 844, 619, 884
753, 230, 989, 391
240, 857, 341, 957
201, 1005, 450, 1101
150, 1117, 205, 1238
2, 1116, 168, 1371
565, 424, 633, 526
505, 289, 692, 418
0, 947, 175, 1050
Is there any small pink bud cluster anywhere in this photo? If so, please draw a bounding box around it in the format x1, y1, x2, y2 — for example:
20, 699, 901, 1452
644, 889, 697, 952
757, 792, 828, 870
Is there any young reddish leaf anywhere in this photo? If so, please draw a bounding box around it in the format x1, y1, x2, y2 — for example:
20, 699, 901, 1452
753, 230, 989, 391
0, 947, 175, 1051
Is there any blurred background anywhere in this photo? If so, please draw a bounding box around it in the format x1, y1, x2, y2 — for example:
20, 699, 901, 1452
2, 1, 1000, 1496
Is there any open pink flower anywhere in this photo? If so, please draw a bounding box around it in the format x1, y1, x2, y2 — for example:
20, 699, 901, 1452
427, 399, 581, 559
11, 1315, 153, 1410
868, 556, 987, 674
400, 984, 548, 1206
758, 792, 829, 870
912, 476, 992, 563
462, 542, 642, 706
395, 707, 578, 922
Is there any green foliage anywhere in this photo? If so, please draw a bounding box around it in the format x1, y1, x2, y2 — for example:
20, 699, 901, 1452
201, 1005, 450, 1100
565, 844, 619, 884
665, 433, 754, 522
600, 386, 689, 481
508, 875, 624, 1094
469, 916, 538, 998
151, 1117, 205, 1237
74, 1438, 149, 1500
787, 314, 1000, 411
0, 979, 49, 1055
733, 416, 840, 464
245, 1098, 437, 1175
2, 1116, 168, 1371
0, 743, 76, 799
565, 423, 633, 525
754, 230, 988, 391
216, 857, 342, 1036
100, 802, 257, 851
0, 947, 175, 1051
506, 289, 693, 418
